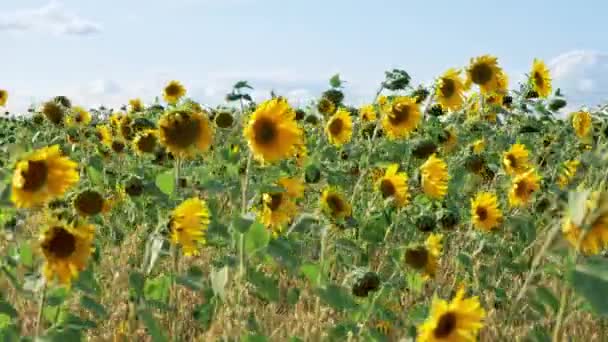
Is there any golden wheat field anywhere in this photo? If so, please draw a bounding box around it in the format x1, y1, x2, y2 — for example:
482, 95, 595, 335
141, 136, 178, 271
1, 56, 608, 342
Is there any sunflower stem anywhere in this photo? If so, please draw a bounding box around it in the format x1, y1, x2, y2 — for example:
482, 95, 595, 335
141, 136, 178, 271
35, 282, 47, 338
174, 157, 181, 197
552, 282, 569, 341
170, 245, 181, 340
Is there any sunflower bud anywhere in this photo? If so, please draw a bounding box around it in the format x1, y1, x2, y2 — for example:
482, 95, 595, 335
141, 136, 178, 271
322, 89, 344, 106
352, 272, 381, 298
440, 210, 459, 230
416, 215, 436, 232
305, 164, 321, 184
412, 140, 438, 159
125, 178, 144, 197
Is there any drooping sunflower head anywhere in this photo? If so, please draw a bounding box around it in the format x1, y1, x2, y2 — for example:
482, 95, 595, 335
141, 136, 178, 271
0, 89, 8, 106
133, 129, 158, 155
129, 98, 144, 113
557, 159, 580, 189
41, 101, 65, 125
163, 80, 186, 104
359, 104, 377, 122
317, 97, 337, 116
158, 108, 214, 159
417, 287, 486, 342
420, 154, 449, 200
502, 143, 531, 176
377, 164, 409, 207
73, 189, 105, 216
435, 68, 466, 111
40, 219, 95, 285
11, 145, 80, 208
471, 191, 502, 231
465, 55, 504, 94
529, 59, 552, 98
572, 111, 592, 138
66, 106, 91, 127
382, 96, 421, 140
508, 169, 541, 207
243, 98, 303, 163
170, 197, 211, 256
325, 108, 353, 147
320, 187, 351, 220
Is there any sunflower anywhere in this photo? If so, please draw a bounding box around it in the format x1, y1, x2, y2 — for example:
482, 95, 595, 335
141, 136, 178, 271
417, 287, 485, 342
359, 104, 377, 122
118, 114, 134, 141
377, 95, 388, 107
404, 233, 443, 280
325, 108, 353, 146
129, 98, 144, 113
170, 197, 211, 256
243, 98, 303, 163
133, 129, 158, 155
158, 108, 214, 159
95, 125, 112, 146
259, 177, 303, 234
508, 169, 541, 207
529, 59, 552, 98
73, 189, 105, 216
382, 96, 421, 140
441, 127, 458, 153
471, 192, 502, 231
320, 187, 351, 220
557, 160, 580, 189
110, 139, 127, 154
421, 154, 449, 200
317, 97, 336, 116
436, 69, 466, 111
41, 101, 65, 125
66, 106, 91, 126
163, 80, 186, 104
11, 145, 79, 208
572, 111, 592, 138
377, 164, 409, 206
40, 219, 95, 285
0, 89, 8, 106
465, 55, 504, 95
470, 138, 485, 154
502, 143, 531, 176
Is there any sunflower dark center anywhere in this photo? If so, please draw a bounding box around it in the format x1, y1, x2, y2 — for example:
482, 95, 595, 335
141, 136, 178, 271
380, 179, 396, 199
476, 206, 488, 221
266, 193, 283, 211
471, 63, 493, 85
162, 113, 201, 148
405, 247, 429, 269
43, 227, 76, 259
515, 180, 531, 198
165, 84, 181, 96
137, 134, 157, 153
506, 154, 517, 169
440, 78, 456, 98
390, 103, 410, 125
111, 141, 125, 153
326, 194, 344, 214
253, 118, 277, 145
434, 312, 457, 338
21, 160, 48, 191
75, 190, 103, 216
328, 118, 344, 136
216, 112, 234, 128
43, 102, 64, 124
534, 72, 544, 88
75, 114, 83, 123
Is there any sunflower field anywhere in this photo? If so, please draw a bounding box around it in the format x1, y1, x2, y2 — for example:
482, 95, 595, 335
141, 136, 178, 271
1, 56, 608, 341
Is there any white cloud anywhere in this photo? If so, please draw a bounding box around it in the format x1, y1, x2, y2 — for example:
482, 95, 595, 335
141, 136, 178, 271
0, 1, 101, 36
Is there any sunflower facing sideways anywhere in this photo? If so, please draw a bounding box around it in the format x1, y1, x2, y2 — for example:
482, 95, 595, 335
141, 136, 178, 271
471, 191, 503, 231
417, 287, 485, 342
435, 69, 466, 111
259, 177, 305, 234
421, 154, 449, 200
508, 169, 541, 207
377, 164, 409, 207
502, 143, 531, 176
562, 192, 608, 255
170, 197, 211, 256
133, 129, 158, 155
572, 111, 592, 139
95, 125, 112, 146
158, 108, 214, 159
325, 108, 353, 146
465, 55, 505, 95
0, 89, 8, 106
40, 219, 95, 285
529, 59, 552, 98
359, 104, 377, 122
320, 187, 351, 220
163, 80, 186, 104
66, 106, 91, 126
129, 98, 144, 113
11, 145, 80, 208
244, 98, 303, 163
382, 96, 421, 139
405, 233, 443, 280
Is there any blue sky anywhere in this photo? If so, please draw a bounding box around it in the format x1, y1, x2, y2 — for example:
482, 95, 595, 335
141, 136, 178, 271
2, 0, 607, 112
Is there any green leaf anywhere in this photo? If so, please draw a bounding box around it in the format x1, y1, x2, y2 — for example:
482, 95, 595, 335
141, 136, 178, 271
211, 266, 229, 301
300, 263, 320, 285
232, 214, 254, 233
287, 287, 300, 306
193, 292, 217, 332
245, 222, 270, 254
129, 271, 145, 300
267, 237, 300, 270
19, 243, 33, 268
138, 309, 168, 342
144, 275, 171, 303
247, 268, 279, 302
567, 256, 608, 316
0, 301, 17, 318
74, 268, 100, 296
87, 166, 103, 185
329, 74, 342, 88
316, 284, 358, 311
63, 313, 97, 330
289, 214, 319, 233
80, 296, 108, 319
242, 334, 268, 342
534, 286, 560, 313
155, 170, 175, 196
46, 287, 69, 306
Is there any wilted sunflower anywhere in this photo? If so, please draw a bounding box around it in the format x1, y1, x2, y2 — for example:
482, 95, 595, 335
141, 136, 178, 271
377, 164, 409, 206
470, 138, 485, 154
417, 287, 485, 342
320, 187, 351, 220
382, 96, 421, 140
40, 219, 95, 285
359, 104, 377, 122
502, 143, 531, 176
557, 160, 580, 189
11, 145, 79, 208
66, 106, 91, 126
163, 80, 186, 104
465, 55, 504, 94
572, 111, 592, 138
421, 154, 449, 200
170, 197, 211, 256
41, 101, 65, 125
317, 97, 336, 116
529, 59, 552, 98
133, 129, 158, 155
405, 233, 443, 280
260, 177, 304, 233
325, 108, 353, 146
129, 98, 144, 112
158, 108, 214, 159
471, 192, 502, 231
244, 98, 303, 163
73, 189, 105, 216
508, 169, 541, 207
0, 89, 8, 106
436, 69, 466, 111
